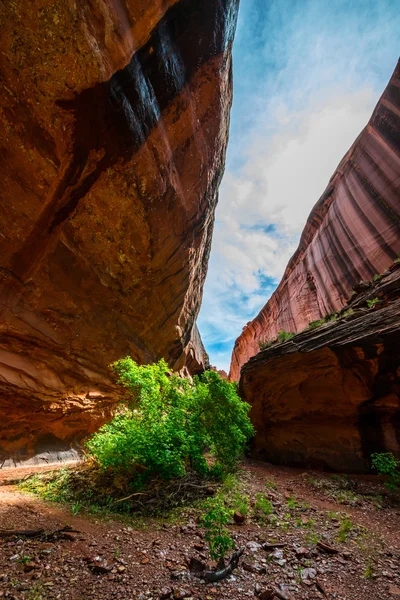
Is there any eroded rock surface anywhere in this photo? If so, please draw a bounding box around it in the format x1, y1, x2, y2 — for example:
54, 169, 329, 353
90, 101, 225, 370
0, 0, 239, 460
230, 61, 400, 381
240, 264, 400, 472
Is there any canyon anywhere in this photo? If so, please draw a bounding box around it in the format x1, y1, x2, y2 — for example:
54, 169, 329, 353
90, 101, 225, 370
230, 60, 400, 382
0, 0, 238, 461
0, 1, 399, 475
234, 61, 400, 471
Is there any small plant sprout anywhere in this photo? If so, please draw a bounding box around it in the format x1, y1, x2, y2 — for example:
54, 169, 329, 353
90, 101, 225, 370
258, 339, 273, 351
337, 517, 353, 542
367, 297, 379, 308
307, 319, 325, 330
17, 555, 32, 565
286, 495, 299, 510
201, 497, 235, 561
363, 559, 375, 579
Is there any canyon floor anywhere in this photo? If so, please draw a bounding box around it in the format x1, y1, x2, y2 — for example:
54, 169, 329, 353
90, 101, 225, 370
0, 461, 399, 600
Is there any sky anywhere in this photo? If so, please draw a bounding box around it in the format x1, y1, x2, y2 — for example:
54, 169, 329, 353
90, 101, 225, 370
197, 0, 400, 372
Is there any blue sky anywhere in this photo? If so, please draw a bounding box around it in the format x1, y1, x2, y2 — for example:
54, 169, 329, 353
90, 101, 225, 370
198, 0, 400, 371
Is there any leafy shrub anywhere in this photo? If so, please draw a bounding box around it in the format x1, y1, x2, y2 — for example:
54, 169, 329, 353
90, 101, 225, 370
373, 274, 383, 282
201, 497, 235, 560
258, 339, 273, 351
253, 493, 273, 519
371, 452, 400, 492
307, 319, 325, 330
86, 359, 254, 483
277, 330, 294, 343
367, 297, 379, 308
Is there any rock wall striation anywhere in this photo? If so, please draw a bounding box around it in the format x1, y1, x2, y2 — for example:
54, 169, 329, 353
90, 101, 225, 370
230, 61, 400, 381
0, 0, 239, 461
240, 263, 400, 472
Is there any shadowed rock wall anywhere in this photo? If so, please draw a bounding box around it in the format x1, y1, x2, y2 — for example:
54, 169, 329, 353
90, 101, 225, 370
0, 0, 239, 460
240, 264, 400, 472
230, 61, 400, 381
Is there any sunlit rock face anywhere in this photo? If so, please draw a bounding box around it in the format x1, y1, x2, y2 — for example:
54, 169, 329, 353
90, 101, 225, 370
0, 0, 239, 461
240, 264, 400, 472
230, 61, 400, 381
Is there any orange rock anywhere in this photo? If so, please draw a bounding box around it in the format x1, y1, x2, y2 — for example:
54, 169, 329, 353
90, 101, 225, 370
239, 267, 400, 471
0, 0, 239, 461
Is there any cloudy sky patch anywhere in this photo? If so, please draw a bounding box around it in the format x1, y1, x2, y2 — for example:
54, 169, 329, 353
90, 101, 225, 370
198, 0, 400, 371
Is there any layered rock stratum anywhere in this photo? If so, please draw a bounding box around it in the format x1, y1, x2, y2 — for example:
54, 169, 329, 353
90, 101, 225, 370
0, 0, 239, 461
240, 263, 400, 472
230, 60, 400, 381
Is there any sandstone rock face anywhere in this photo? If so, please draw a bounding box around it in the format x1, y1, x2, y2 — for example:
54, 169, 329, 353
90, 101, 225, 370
0, 0, 239, 461
230, 61, 400, 381
240, 264, 400, 472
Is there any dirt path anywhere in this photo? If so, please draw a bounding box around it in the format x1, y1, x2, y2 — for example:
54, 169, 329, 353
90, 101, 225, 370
0, 461, 399, 600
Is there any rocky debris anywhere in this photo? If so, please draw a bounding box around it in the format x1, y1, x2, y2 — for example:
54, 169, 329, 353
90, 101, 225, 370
1, 461, 400, 599
240, 263, 400, 471
316, 541, 339, 555
230, 60, 400, 381
85, 556, 114, 574
233, 511, 245, 524
0, 0, 238, 462
242, 562, 266, 574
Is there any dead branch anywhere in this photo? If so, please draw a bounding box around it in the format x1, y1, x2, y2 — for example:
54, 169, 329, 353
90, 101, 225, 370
191, 547, 245, 582
0, 529, 44, 538
0, 525, 79, 540
114, 492, 150, 504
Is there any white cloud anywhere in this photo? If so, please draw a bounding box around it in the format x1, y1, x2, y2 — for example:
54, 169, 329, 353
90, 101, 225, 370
197, 0, 400, 372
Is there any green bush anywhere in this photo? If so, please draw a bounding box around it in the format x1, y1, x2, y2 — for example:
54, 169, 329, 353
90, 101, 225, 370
86, 359, 254, 483
371, 452, 400, 492
277, 330, 294, 343
201, 497, 235, 561
307, 319, 326, 330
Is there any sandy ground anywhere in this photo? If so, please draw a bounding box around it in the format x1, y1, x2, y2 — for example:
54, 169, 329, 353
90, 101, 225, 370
0, 461, 399, 600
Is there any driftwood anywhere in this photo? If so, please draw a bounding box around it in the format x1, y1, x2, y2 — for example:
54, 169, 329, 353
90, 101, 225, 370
190, 547, 245, 582
0, 525, 79, 540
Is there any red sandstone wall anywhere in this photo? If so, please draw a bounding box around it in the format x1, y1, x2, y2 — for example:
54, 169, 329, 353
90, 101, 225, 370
0, 0, 239, 459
